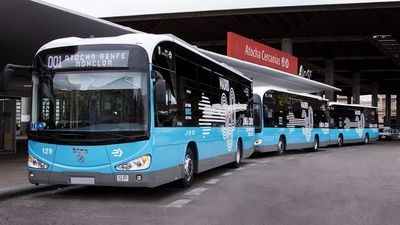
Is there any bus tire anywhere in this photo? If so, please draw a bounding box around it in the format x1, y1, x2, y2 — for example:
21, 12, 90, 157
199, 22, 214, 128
180, 147, 195, 188
364, 133, 369, 144
277, 136, 286, 155
230, 140, 242, 168
337, 134, 344, 147
311, 135, 319, 152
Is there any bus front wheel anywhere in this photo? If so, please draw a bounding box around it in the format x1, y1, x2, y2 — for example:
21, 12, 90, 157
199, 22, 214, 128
180, 148, 195, 188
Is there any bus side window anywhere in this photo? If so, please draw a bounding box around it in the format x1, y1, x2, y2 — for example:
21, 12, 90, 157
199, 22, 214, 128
253, 103, 261, 132
153, 42, 175, 72
152, 41, 178, 127
264, 103, 274, 127
197, 66, 212, 126
176, 56, 197, 127
273, 92, 286, 127
153, 67, 177, 127
231, 80, 250, 127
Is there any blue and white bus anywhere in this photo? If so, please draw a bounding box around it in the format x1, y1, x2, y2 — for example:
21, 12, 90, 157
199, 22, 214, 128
328, 103, 378, 146
253, 87, 330, 154
22, 33, 254, 188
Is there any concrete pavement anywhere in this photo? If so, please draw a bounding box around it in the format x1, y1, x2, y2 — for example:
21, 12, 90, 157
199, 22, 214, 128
0, 141, 399, 225
0, 139, 54, 199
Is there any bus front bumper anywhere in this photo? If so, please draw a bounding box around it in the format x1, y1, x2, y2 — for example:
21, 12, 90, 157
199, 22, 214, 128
28, 166, 182, 188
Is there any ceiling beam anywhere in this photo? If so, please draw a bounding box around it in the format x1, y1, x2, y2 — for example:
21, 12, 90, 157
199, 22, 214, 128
336, 68, 400, 73
105, 2, 400, 22
301, 56, 388, 61
191, 35, 369, 47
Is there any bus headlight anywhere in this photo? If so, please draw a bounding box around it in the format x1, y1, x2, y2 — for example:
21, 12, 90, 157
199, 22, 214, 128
254, 138, 263, 145
116, 155, 151, 171
28, 154, 49, 169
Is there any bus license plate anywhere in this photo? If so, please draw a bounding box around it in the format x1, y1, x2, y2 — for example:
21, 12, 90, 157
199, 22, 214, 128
117, 175, 129, 182
69, 177, 95, 185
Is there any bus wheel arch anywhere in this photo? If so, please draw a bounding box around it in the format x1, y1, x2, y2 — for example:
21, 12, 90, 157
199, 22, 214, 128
231, 138, 243, 168
364, 133, 370, 144
187, 141, 199, 174
338, 133, 344, 147
277, 135, 286, 155
312, 135, 319, 151
179, 142, 197, 188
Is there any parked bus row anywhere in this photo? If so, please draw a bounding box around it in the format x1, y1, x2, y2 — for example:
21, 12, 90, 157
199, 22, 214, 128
0, 33, 378, 188
253, 88, 378, 155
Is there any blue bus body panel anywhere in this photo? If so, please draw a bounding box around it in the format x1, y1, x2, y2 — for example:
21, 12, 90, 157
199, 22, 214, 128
154, 127, 254, 154
29, 126, 254, 173
329, 128, 379, 144
254, 127, 330, 152
254, 127, 378, 152
29, 139, 151, 172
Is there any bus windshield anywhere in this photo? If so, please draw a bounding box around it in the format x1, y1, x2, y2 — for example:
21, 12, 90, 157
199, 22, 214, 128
30, 70, 149, 143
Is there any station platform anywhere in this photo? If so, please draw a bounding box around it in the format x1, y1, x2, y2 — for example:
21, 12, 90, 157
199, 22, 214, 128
0, 138, 52, 199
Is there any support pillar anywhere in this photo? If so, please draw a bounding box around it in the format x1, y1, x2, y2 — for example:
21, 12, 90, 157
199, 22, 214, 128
4, 99, 16, 113
397, 93, 400, 129
347, 95, 352, 104
352, 72, 360, 104
324, 59, 334, 101
371, 82, 379, 107
281, 38, 293, 55
20, 97, 31, 136
385, 92, 392, 127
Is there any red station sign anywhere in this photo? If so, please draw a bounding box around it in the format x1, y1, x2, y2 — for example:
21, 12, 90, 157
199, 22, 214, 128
227, 32, 299, 75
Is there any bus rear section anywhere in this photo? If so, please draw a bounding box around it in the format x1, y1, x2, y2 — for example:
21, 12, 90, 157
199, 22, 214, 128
253, 88, 330, 154
328, 103, 379, 146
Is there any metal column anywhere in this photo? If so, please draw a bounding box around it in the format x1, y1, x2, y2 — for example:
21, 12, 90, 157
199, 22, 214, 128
385, 92, 392, 127
352, 72, 360, 104
324, 59, 335, 101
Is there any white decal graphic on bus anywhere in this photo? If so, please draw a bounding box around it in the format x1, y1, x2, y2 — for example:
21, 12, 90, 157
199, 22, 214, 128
287, 106, 314, 142
112, 148, 123, 157
344, 113, 365, 138
199, 88, 238, 152
198, 95, 216, 137
221, 88, 236, 152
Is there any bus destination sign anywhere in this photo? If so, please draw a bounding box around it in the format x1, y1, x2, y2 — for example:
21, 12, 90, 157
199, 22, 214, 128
46, 50, 130, 69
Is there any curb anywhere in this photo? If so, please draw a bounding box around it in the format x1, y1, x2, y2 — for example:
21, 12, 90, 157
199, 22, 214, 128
0, 184, 58, 201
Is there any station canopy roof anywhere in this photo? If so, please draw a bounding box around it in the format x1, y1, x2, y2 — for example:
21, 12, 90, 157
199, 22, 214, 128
198, 48, 340, 93
0, 0, 137, 96
40, 0, 400, 18
0, 0, 344, 96
99, 0, 400, 95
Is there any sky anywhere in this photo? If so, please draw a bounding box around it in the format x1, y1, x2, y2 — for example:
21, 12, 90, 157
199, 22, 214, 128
38, 0, 400, 18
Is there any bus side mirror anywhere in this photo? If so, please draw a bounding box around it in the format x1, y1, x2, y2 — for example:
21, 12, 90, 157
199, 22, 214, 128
0, 68, 14, 93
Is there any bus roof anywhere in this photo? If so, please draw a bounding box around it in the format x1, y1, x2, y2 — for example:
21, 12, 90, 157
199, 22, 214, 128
329, 102, 378, 109
198, 48, 341, 94
253, 86, 328, 101
37, 33, 252, 82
